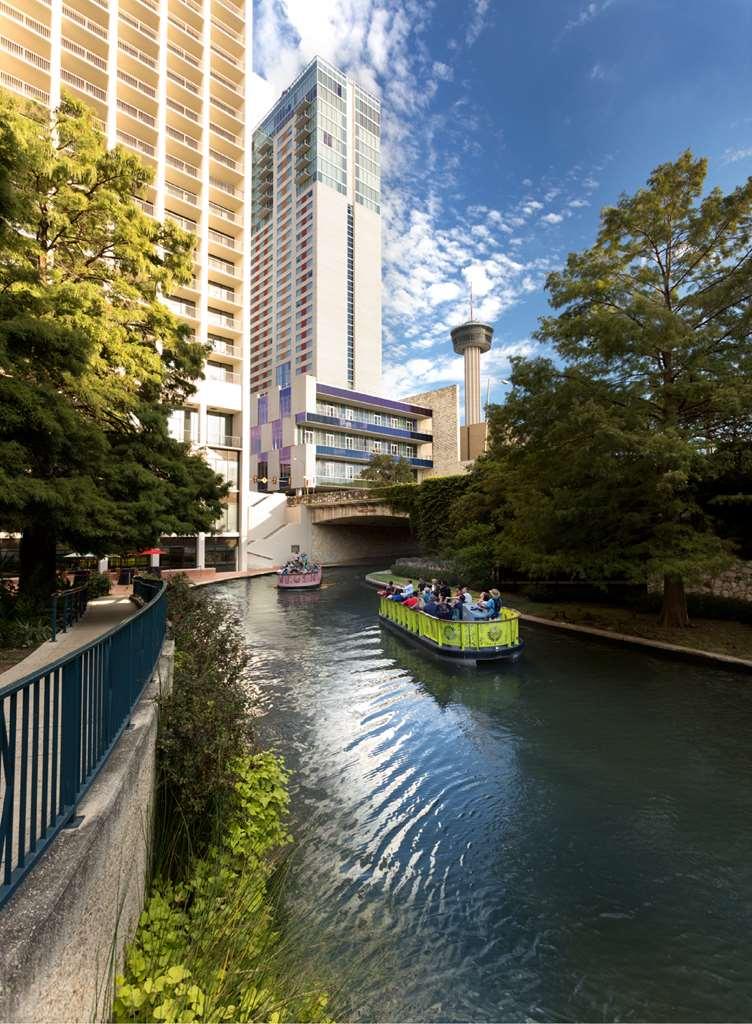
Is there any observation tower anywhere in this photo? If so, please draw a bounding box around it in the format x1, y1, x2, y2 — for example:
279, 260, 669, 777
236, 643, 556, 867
451, 318, 494, 460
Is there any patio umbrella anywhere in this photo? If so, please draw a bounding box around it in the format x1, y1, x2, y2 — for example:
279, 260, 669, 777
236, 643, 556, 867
140, 548, 167, 555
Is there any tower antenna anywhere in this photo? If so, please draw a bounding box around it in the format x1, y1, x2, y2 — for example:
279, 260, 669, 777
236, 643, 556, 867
470, 281, 474, 321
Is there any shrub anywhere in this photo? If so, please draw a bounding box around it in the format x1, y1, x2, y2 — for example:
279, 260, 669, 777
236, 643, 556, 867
158, 577, 254, 870
86, 571, 112, 598
114, 755, 331, 1024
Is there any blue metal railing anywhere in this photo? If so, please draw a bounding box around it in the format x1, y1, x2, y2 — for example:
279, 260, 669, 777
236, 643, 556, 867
50, 583, 89, 642
0, 581, 167, 909
133, 574, 162, 603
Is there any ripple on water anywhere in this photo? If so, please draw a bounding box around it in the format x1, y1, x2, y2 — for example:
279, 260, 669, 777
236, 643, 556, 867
219, 571, 752, 1023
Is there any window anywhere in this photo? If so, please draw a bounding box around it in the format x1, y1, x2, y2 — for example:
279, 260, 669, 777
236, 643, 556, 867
271, 419, 283, 449
343, 406, 354, 420
276, 361, 291, 389
324, 404, 335, 417
345, 435, 354, 449
257, 394, 268, 425
372, 440, 382, 453
325, 432, 335, 447
373, 413, 382, 425
280, 385, 292, 417
323, 131, 333, 146
303, 429, 314, 444
391, 443, 398, 455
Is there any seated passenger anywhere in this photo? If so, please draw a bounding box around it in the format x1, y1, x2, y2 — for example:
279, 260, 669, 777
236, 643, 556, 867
403, 594, 420, 609
378, 580, 396, 597
489, 588, 503, 618
470, 592, 494, 620
423, 594, 441, 617
434, 595, 453, 619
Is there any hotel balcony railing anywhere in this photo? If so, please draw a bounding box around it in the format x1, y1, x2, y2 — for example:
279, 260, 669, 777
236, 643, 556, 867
297, 411, 433, 443
214, 0, 244, 21
207, 308, 235, 328
0, 35, 49, 71
167, 124, 200, 151
134, 196, 154, 215
0, 70, 49, 104
210, 148, 236, 171
165, 296, 196, 317
315, 445, 433, 469
210, 70, 241, 95
210, 121, 238, 145
208, 434, 241, 449
209, 227, 235, 249
167, 68, 198, 93
209, 201, 236, 223
62, 36, 107, 71
208, 255, 236, 276
166, 181, 198, 205
61, 68, 106, 102
118, 38, 156, 69
169, 13, 201, 41
117, 130, 155, 159
118, 68, 156, 98
208, 335, 236, 356
211, 95, 242, 121
120, 9, 157, 40
206, 367, 240, 384
166, 210, 196, 232
168, 40, 201, 68
208, 282, 235, 302
166, 153, 199, 178
212, 14, 242, 42
0, 2, 50, 38
117, 98, 155, 128
62, 6, 106, 38
166, 96, 200, 124
209, 175, 241, 197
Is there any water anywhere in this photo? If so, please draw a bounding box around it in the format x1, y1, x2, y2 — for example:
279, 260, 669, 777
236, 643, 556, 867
220, 568, 752, 1022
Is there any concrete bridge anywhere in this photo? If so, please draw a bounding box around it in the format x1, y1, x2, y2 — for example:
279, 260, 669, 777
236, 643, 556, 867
288, 489, 410, 527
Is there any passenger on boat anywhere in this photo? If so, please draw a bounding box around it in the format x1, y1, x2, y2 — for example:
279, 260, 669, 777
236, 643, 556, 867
403, 594, 421, 609
435, 595, 453, 619
469, 591, 495, 620
388, 580, 415, 602
422, 593, 441, 617
489, 588, 503, 617
439, 581, 452, 600
377, 580, 396, 597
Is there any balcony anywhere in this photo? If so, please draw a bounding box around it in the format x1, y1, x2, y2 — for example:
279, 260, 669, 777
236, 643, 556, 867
61, 67, 106, 103
119, 9, 157, 41
166, 152, 199, 178
0, 69, 49, 104
118, 37, 155, 69
208, 434, 241, 449
166, 95, 200, 124
118, 68, 156, 98
208, 227, 235, 250
166, 124, 200, 152
208, 281, 235, 302
298, 411, 433, 444
167, 40, 201, 68
208, 334, 237, 357
62, 4, 106, 39
209, 175, 241, 197
117, 98, 155, 128
207, 307, 235, 329
166, 209, 196, 233
208, 254, 236, 277
209, 200, 236, 223
165, 181, 198, 206
117, 129, 155, 159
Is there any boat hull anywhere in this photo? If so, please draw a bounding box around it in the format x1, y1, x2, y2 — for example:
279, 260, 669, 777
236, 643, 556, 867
378, 597, 524, 663
277, 567, 322, 589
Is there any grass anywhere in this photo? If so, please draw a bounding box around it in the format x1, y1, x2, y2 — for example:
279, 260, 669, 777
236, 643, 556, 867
365, 571, 752, 661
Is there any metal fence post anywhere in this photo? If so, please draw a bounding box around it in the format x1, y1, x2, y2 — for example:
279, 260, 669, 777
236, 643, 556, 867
59, 659, 82, 812
50, 595, 58, 642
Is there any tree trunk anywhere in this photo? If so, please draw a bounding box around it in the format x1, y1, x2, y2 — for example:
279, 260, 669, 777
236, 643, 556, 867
18, 521, 58, 609
658, 573, 690, 628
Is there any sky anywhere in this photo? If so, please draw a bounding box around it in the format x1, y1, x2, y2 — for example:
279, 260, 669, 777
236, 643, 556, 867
252, 0, 752, 413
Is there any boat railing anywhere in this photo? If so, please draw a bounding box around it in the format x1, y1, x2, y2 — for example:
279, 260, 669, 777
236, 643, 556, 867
379, 597, 521, 651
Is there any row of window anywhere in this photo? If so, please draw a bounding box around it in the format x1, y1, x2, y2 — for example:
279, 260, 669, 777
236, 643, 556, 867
315, 401, 417, 431
303, 429, 416, 458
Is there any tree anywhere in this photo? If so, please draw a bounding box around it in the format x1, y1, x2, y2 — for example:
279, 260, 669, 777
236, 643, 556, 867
0, 91, 226, 603
360, 453, 415, 485
489, 151, 752, 626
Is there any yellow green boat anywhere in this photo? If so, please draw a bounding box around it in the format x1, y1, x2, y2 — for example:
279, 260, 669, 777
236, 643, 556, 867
378, 597, 524, 663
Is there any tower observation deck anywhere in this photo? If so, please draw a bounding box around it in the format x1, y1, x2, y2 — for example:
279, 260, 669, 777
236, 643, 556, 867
450, 320, 494, 426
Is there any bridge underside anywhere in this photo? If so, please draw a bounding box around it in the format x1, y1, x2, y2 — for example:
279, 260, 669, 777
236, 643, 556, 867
315, 513, 406, 527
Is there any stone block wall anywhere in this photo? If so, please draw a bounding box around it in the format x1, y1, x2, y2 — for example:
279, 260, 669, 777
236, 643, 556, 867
404, 384, 468, 479
688, 560, 752, 602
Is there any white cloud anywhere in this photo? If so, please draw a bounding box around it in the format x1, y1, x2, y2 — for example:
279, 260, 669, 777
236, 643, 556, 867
432, 61, 454, 81
521, 200, 544, 216
722, 146, 752, 164
466, 0, 491, 46
590, 62, 605, 80
568, 197, 590, 207
541, 212, 564, 224
561, 0, 614, 35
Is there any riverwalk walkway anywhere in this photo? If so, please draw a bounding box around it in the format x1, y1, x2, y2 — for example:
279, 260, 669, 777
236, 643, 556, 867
0, 588, 136, 687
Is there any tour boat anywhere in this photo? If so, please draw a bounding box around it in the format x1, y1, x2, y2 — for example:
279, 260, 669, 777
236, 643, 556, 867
276, 555, 322, 589
378, 596, 524, 663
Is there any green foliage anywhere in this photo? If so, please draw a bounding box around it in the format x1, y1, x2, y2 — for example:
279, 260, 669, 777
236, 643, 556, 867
114, 755, 331, 1024
447, 152, 752, 625
0, 90, 226, 600
0, 578, 50, 648
86, 571, 112, 598
381, 475, 471, 554
360, 453, 415, 484
158, 578, 254, 869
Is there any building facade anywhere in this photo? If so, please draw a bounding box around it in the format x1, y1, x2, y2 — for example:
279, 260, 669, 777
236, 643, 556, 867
250, 56, 382, 399
250, 374, 434, 492
0, 0, 254, 570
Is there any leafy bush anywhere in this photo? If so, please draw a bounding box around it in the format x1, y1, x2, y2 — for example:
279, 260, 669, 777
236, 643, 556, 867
114, 755, 331, 1024
0, 616, 51, 648
86, 571, 112, 598
158, 577, 254, 870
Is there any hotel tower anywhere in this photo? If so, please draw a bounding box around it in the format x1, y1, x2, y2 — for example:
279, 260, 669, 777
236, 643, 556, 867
250, 56, 382, 398
0, 0, 254, 570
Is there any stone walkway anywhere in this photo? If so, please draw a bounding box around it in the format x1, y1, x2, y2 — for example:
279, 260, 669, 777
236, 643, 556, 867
0, 589, 136, 687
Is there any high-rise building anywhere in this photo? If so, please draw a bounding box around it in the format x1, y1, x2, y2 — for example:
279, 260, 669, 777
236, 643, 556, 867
250, 56, 382, 398
0, 0, 253, 571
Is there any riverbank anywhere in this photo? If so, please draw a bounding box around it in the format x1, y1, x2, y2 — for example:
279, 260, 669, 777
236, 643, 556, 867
365, 572, 752, 669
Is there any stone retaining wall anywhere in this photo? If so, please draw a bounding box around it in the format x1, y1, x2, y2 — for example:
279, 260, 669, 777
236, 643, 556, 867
688, 560, 752, 603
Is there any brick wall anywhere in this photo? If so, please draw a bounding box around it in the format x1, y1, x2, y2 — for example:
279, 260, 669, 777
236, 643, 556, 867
404, 383, 469, 478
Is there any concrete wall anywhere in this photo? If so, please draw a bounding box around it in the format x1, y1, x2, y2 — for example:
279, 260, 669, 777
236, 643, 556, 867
352, 202, 381, 394
311, 522, 415, 564
314, 184, 349, 389
0, 643, 174, 1024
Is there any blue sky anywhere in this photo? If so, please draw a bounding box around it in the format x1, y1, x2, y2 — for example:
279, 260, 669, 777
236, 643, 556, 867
252, 0, 752, 412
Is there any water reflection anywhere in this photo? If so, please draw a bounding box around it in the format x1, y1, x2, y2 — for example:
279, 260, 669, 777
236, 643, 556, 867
220, 569, 752, 1022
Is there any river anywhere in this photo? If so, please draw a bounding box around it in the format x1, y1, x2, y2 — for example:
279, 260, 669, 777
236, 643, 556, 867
220, 568, 752, 1022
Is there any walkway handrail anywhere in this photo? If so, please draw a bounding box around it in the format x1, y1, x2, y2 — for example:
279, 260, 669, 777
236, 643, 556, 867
50, 583, 89, 642
0, 581, 168, 909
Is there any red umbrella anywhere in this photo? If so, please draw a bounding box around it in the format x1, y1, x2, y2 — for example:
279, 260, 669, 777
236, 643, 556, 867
140, 548, 167, 555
